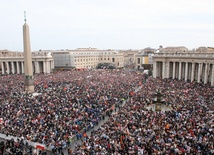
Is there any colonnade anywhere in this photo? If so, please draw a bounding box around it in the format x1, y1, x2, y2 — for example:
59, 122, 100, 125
1, 60, 54, 74
153, 61, 214, 86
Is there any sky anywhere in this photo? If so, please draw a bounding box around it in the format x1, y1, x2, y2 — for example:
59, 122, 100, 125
0, 0, 214, 51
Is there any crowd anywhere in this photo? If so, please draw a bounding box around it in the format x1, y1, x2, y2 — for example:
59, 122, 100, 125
0, 69, 143, 153
0, 138, 44, 155
72, 78, 214, 154
0, 69, 213, 154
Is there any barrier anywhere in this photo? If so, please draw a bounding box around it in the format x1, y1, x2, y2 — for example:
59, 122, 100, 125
0, 133, 52, 154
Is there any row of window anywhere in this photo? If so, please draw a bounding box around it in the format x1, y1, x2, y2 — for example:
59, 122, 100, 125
74, 57, 111, 62
75, 62, 97, 65
71, 52, 112, 55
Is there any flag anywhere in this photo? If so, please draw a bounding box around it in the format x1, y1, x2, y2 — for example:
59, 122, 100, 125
129, 91, 135, 96
0, 118, 3, 125
36, 145, 45, 150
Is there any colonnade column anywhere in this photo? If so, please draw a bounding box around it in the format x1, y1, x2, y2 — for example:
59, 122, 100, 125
16, 62, 20, 74
191, 63, 195, 82
43, 61, 46, 73
35, 61, 39, 73
46, 61, 50, 73
1, 62, 5, 74
50, 60, 52, 72
166, 61, 170, 78
204, 63, 208, 84
21, 62, 24, 74
178, 62, 182, 80
6, 62, 9, 74
153, 61, 157, 78
172, 62, 176, 79
53, 60, 55, 69
11, 62, 15, 74
51, 60, 54, 72
197, 63, 202, 83
162, 62, 166, 79
211, 65, 214, 86
185, 62, 188, 81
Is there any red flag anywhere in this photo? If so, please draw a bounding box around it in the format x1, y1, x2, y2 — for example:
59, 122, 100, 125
129, 91, 135, 96
36, 145, 45, 150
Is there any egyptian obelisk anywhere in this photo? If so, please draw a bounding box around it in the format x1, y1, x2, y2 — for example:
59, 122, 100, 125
23, 12, 34, 92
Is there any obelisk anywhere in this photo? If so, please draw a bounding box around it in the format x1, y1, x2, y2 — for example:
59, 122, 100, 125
23, 12, 34, 92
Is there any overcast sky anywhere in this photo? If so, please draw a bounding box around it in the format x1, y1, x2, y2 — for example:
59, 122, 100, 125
1, 0, 214, 51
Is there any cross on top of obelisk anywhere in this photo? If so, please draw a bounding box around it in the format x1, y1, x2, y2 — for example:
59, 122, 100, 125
24, 11, 27, 23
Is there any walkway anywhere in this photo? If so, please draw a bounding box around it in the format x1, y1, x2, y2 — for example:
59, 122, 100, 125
62, 85, 143, 154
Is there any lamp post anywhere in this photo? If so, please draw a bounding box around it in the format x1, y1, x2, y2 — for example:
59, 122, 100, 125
153, 90, 165, 111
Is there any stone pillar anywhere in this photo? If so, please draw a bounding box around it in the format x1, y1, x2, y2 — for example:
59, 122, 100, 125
197, 63, 202, 83
185, 62, 188, 81
204, 63, 208, 84
35, 61, 39, 73
46, 61, 50, 73
1, 62, 5, 74
16, 62, 20, 74
6, 62, 9, 74
50, 60, 54, 72
157, 62, 160, 77
153, 61, 157, 78
211, 64, 214, 86
162, 61, 166, 79
166, 61, 170, 78
178, 62, 182, 80
191, 63, 195, 82
11, 62, 15, 74
21, 62, 24, 74
172, 62, 176, 79
49, 61, 51, 72
52, 60, 55, 69
43, 61, 46, 73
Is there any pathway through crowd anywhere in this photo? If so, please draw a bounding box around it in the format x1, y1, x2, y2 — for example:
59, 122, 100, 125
62, 83, 144, 154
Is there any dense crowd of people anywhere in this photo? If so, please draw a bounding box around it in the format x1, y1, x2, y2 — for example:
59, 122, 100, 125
0, 69, 213, 154
0, 138, 44, 155
71, 78, 214, 154
0, 69, 143, 154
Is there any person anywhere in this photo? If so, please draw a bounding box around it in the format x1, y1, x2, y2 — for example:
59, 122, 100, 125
72, 77, 214, 154
0, 70, 144, 153
0, 141, 4, 155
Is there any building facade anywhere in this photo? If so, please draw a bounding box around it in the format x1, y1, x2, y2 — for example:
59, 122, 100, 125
0, 51, 54, 74
153, 50, 214, 86
53, 48, 124, 69
135, 54, 149, 69
134, 48, 156, 69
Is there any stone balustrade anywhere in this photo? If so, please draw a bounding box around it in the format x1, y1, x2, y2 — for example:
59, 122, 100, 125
153, 52, 214, 58
0, 52, 53, 58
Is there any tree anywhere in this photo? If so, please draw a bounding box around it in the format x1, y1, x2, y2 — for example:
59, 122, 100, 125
96, 63, 116, 69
